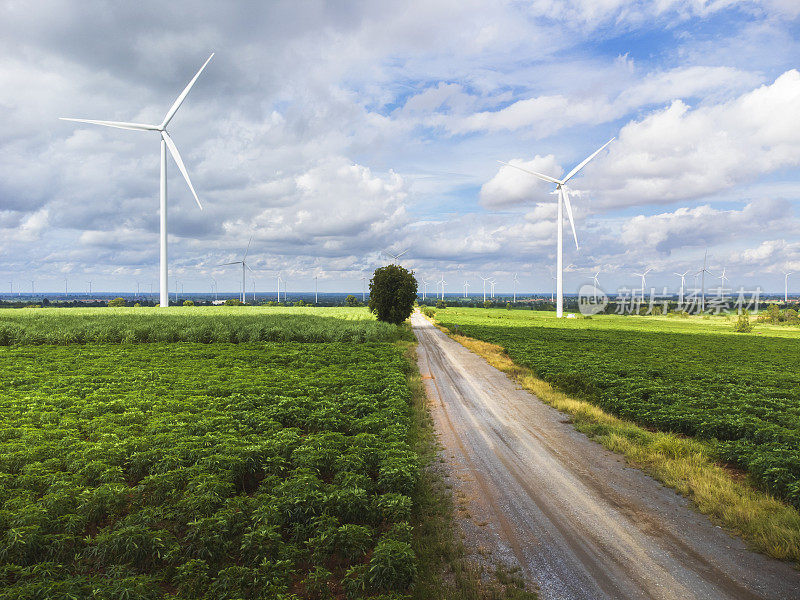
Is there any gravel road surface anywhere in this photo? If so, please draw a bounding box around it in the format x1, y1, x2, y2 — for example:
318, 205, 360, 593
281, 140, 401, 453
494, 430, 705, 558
412, 311, 800, 600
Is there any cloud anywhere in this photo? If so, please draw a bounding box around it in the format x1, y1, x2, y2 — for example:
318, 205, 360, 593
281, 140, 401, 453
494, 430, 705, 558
619, 198, 790, 253
479, 155, 562, 208
589, 70, 800, 205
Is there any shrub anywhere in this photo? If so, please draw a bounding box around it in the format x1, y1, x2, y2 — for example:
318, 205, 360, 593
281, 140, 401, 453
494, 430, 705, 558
420, 306, 435, 319
345, 295, 359, 307
506, 302, 512, 310
734, 310, 753, 333
483, 300, 492, 309
366, 538, 416, 591
435, 299, 447, 309
368, 265, 417, 325
224, 298, 243, 306
183, 300, 195, 306
108, 298, 125, 307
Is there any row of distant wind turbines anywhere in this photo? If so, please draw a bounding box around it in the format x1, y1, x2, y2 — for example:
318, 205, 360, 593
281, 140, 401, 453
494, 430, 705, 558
59, 53, 794, 314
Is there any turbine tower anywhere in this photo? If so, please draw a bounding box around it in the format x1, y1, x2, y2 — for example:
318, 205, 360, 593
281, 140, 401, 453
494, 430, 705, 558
219, 237, 253, 303
490, 279, 497, 299
499, 138, 614, 317
784, 271, 793, 303
632, 268, 652, 304
479, 275, 491, 302
513, 273, 519, 303
463, 280, 470, 298
696, 250, 712, 313
674, 271, 689, 307
61, 53, 214, 307
420, 277, 428, 301
592, 271, 600, 302
438, 274, 446, 300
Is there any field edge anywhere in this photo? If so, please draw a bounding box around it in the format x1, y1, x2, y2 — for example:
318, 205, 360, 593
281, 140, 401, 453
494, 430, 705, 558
426, 317, 800, 566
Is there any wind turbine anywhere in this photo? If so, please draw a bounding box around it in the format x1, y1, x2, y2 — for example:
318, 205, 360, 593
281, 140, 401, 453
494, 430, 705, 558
674, 271, 689, 307
211, 277, 218, 302
696, 250, 712, 313
479, 275, 491, 302
315, 275, 319, 304
499, 138, 614, 317
718, 267, 728, 291
219, 237, 253, 303
276, 273, 282, 302
383, 248, 408, 263
592, 271, 600, 302
632, 268, 652, 304
60, 53, 214, 308
420, 277, 428, 301
784, 271, 793, 303
361, 274, 367, 302
438, 274, 446, 300
463, 280, 470, 298
490, 279, 497, 299
513, 273, 519, 303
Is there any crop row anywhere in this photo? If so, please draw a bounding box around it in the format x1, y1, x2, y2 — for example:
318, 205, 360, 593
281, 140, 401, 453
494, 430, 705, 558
0, 307, 410, 345
0, 342, 418, 599
436, 311, 800, 509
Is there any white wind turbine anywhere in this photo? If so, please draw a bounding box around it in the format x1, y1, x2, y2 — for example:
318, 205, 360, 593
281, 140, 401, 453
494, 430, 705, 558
592, 271, 601, 301
463, 280, 470, 298
420, 277, 428, 301
696, 250, 713, 313
61, 54, 214, 308
219, 237, 253, 303
674, 271, 689, 308
632, 268, 652, 304
784, 270, 793, 303
479, 275, 491, 302
383, 248, 408, 263
438, 274, 446, 300
513, 273, 520, 303
499, 138, 614, 317
361, 274, 367, 302
490, 279, 497, 299
718, 267, 728, 291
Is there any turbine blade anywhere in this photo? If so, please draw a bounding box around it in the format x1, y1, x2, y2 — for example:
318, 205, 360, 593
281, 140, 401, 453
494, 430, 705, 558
161, 131, 203, 210
60, 118, 159, 131
161, 53, 215, 127
561, 188, 579, 250
246, 263, 254, 273
219, 261, 241, 266
243, 236, 252, 261
396, 249, 408, 258
561, 137, 615, 184
497, 161, 562, 185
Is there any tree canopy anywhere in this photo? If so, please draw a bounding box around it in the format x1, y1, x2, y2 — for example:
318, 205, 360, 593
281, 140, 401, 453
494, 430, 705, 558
368, 265, 417, 324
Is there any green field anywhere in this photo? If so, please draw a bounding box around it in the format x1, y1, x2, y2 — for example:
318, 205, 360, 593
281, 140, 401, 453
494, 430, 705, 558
435, 308, 800, 509
0, 308, 419, 599
0, 306, 410, 345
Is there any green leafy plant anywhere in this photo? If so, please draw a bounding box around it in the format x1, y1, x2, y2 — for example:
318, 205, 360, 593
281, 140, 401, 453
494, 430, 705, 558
368, 265, 417, 325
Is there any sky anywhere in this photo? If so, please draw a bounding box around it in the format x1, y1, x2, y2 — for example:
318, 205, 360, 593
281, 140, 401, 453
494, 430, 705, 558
2, 0, 800, 295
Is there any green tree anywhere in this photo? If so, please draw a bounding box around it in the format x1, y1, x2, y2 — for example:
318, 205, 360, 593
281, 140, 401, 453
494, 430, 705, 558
734, 310, 753, 333
224, 298, 243, 306
345, 294, 359, 307
368, 264, 417, 324
183, 300, 195, 306
108, 297, 125, 307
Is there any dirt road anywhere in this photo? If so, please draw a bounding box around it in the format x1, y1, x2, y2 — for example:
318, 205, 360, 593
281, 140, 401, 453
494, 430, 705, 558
411, 312, 800, 600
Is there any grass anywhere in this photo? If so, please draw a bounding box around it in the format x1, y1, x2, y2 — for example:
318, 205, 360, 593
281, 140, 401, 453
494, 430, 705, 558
429, 311, 800, 564
0, 305, 410, 345
405, 341, 537, 600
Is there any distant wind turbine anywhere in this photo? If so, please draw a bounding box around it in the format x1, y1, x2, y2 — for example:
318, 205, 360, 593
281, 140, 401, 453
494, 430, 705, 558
632, 268, 652, 304
315, 275, 319, 304
696, 250, 712, 313
276, 273, 283, 302
463, 280, 470, 298
383, 248, 408, 263
420, 277, 428, 301
499, 138, 614, 317
718, 267, 728, 291
479, 275, 491, 302
438, 274, 446, 300
784, 271, 793, 303
592, 271, 600, 302
219, 237, 253, 303
60, 53, 214, 307
674, 271, 689, 307
513, 273, 519, 303
361, 274, 367, 302
489, 278, 497, 299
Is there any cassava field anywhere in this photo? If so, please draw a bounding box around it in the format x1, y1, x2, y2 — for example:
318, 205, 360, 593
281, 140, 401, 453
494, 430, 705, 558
434, 308, 800, 512
0, 307, 420, 599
